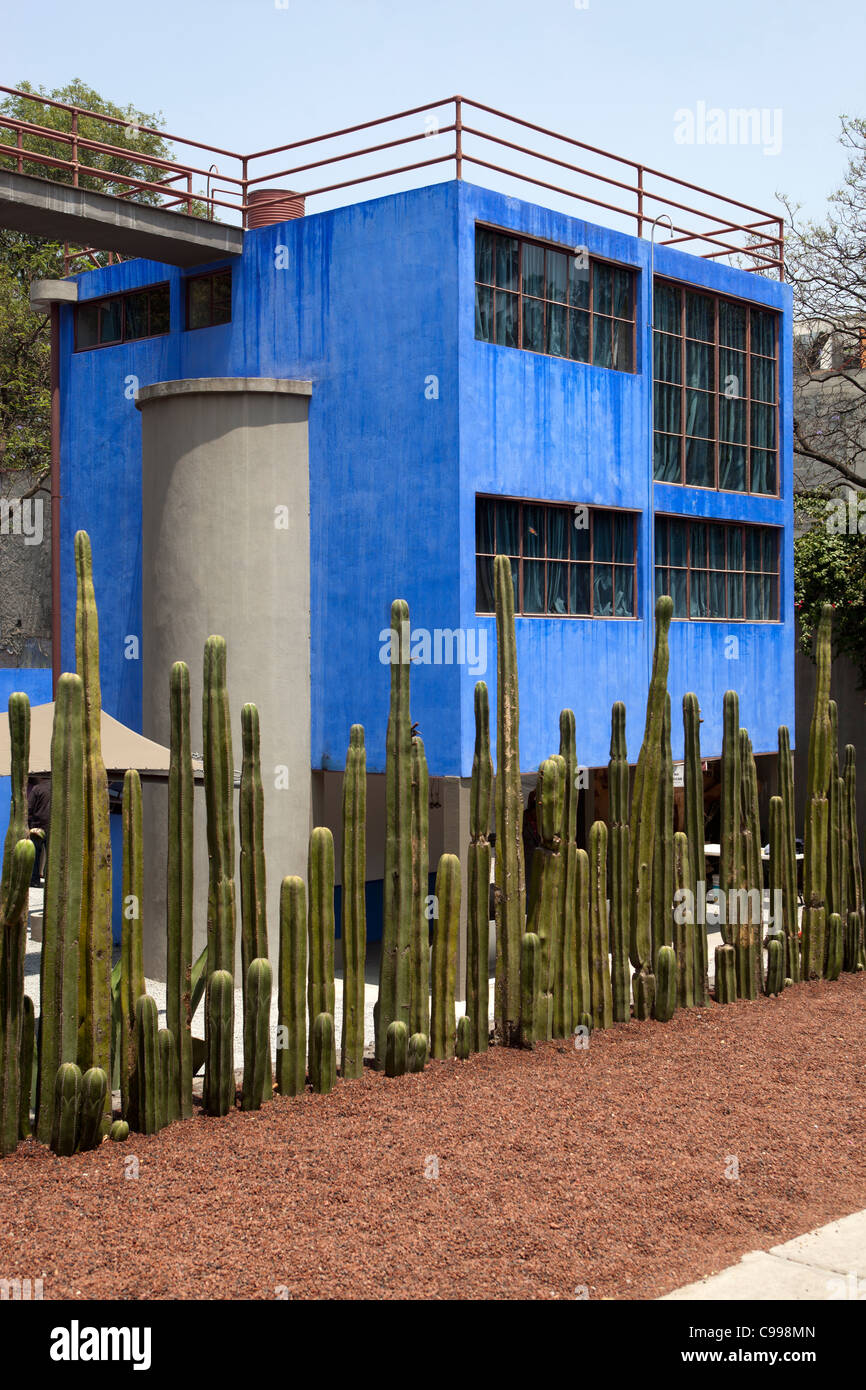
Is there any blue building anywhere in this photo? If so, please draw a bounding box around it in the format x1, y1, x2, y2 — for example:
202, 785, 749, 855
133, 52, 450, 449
41, 142, 792, 964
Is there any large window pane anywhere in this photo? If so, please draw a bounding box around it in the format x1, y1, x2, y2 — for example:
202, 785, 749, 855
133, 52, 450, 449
751, 402, 776, 451
76, 302, 100, 349
150, 286, 170, 335
690, 569, 708, 618
476, 499, 495, 553
593, 263, 612, 316
593, 511, 613, 561
522, 244, 544, 298
685, 390, 714, 439
719, 300, 746, 349
654, 331, 681, 384
475, 226, 495, 283
573, 515, 591, 560
762, 529, 777, 572
613, 514, 632, 562
475, 285, 494, 341
655, 518, 668, 566
750, 450, 776, 494
654, 433, 681, 482
720, 348, 746, 398
496, 236, 519, 291
476, 557, 494, 612
100, 299, 122, 343
708, 524, 726, 568
547, 303, 567, 357
719, 444, 747, 492
655, 383, 681, 434
719, 397, 746, 444
669, 520, 688, 566
593, 564, 613, 616
546, 250, 568, 302
690, 522, 707, 568
727, 526, 743, 569
593, 316, 613, 369
523, 298, 544, 352
496, 500, 520, 554
495, 292, 519, 347
686, 340, 715, 390
568, 255, 590, 309
612, 320, 633, 372
614, 565, 634, 617
750, 308, 775, 357
547, 563, 568, 614
745, 573, 763, 619
708, 571, 726, 617
685, 438, 715, 488
548, 507, 569, 560
728, 573, 744, 618
524, 561, 545, 612
568, 308, 590, 362
570, 564, 591, 614
745, 527, 762, 571
751, 355, 775, 402
654, 282, 681, 334
188, 278, 211, 330
124, 291, 148, 341
524, 505, 545, 557
612, 268, 632, 319
686, 291, 714, 341
669, 568, 688, 617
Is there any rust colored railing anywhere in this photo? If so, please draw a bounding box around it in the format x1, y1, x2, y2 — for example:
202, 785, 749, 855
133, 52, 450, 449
0, 86, 784, 278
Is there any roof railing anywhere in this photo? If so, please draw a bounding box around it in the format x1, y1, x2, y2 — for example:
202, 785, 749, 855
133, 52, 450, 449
0, 86, 784, 279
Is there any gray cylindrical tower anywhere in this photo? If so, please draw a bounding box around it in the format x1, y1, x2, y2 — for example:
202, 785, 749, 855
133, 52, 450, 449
137, 376, 312, 977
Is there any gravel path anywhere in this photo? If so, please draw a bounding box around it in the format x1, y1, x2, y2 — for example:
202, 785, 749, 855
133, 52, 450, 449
1, 972, 863, 1301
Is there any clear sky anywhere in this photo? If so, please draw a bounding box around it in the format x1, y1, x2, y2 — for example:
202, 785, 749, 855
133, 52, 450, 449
4, 0, 864, 228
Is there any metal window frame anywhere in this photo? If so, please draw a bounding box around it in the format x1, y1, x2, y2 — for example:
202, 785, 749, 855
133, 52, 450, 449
654, 513, 780, 622
184, 266, 233, 332
73, 280, 170, 352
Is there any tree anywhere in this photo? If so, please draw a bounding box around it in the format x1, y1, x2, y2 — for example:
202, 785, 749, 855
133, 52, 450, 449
781, 116, 866, 493
794, 490, 866, 687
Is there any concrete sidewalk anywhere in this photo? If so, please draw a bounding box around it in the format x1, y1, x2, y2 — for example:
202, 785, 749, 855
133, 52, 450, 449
662, 1211, 866, 1299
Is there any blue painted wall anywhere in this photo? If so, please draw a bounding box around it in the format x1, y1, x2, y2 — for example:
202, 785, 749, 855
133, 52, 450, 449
58, 178, 793, 783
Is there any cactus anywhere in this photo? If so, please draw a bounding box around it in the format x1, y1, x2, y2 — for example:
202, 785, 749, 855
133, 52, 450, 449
240, 704, 271, 1102
765, 936, 785, 996
768, 795, 786, 981
277, 877, 307, 1096
588, 821, 613, 1031
385, 1020, 408, 1077
167, 661, 194, 1121
719, 692, 742, 948
50, 1062, 82, 1157
467, 684, 493, 1054
608, 702, 630, 1022
653, 944, 677, 1022
777, 727, 800, 983
36, 674, 85, 1146
738, 731, 762, 1000
110, 1119, 129, 1142
77, 1067, 108, 1152
311, 1012, 336, 1095
555, 710, 579, 1038
159, 1029, 180, 1127
633, 969, 655, 1020
825, 912, 843, 980
527, 755, 565, 1041
341, 725, 367, 1079
430, 853, 460, 1059
135, 995, 160, 1134
628, 595, 673, 1007
409, 735, 430, 1040
843, 747, 865, 972
242, 958, 272, 1111
18, 995, 34, 1141
493, 554, 526, 1047
375, 600, 413, 1068
714, 944, 737, 1004
408, 1032, 428, 1073
73, 534, 112, 1129
683, 694, 708, 1003
520, 931, 540, 1049
671, 832, 695, 1008
456, 1015, 472, 1060
652, 692, 674, 961
844, 910, 862, 974
0, 837, 34, 1157
120, 769, 145, 1127
204, 971, 234, 1118
307, 828, 335, 1078
203, 635, 236, 976
801, 604, 833, 979
827, 703, 842, 922
573, 847, 592, 1024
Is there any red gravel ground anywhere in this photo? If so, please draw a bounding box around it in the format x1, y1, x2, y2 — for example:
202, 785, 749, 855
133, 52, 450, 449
1, 974, 864, 1301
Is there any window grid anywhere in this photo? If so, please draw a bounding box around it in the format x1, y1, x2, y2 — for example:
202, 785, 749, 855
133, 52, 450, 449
74, 282, 170, 351
653, 279, 779, 496
475, 495, 639, 619
475, 226, 637, 373
654, 516, 780, 622
185, 268, 232, 331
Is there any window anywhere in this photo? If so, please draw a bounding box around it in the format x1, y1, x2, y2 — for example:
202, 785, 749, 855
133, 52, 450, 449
653, 279, 778, 495
474, 226, 636, 372
185, 269, 232, 330
75, 283, 170, 350
476, 495, 638, 617
654, 516, 779, 621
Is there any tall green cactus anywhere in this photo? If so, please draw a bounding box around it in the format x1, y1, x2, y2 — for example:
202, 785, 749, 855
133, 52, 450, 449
653, 944, 677, 1022
36, 673, 85, 1146
768, 795, 786, 979
78, 1067, 108, 1152
73, 532, 112, 1126
520, 932, 540, 1048
307, 827, 335, 1078
1, 692, 30, 895
18, 995, 34, 1141
375, 599, 413, 1068
651, 692, 674, 961
0, 689, 32, 1156
826, 912, 843, 980
588, 821, 613, 1030
715, 944, 737, 1004
385, 1020, 408, 1077
204, 970, 234, 1117
628, 595, 673, 1011
120, 769, 145, 1126
765, 935, 785, 996
430, 853, 460, 1059
777, 727, 800, 983
242, 958, 272, 1111
827, 702, 843, 925
239, 703, 270, 1103
608, 702, 630, 1023
341, 726, 367, 1079
573, 847, 592, 1026
555, 711, 578, 1038
135, 994, 160, 1134
203, 635, 236, 976
843, 747, 864, 971
671, 831, 695, 1008
158, 1029, 179, 1127
719, 691, 742, 949
683, 694, 708, 1004
493, 554, 525, 1046
801, 604, 833, 979
467, 683, 493, 1053
51, 1062, 82, 1157
167, 661, 194, 1120
738, 731, 762, 1000
527, 755, 565, 1041
409, 735, 430, 1038
277, 876, 307, 1096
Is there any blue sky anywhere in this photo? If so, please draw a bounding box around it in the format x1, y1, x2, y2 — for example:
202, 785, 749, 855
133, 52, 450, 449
4, 0, 864, 229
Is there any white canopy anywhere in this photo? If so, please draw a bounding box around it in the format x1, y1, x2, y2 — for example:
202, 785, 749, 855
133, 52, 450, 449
0, 701, 204, 778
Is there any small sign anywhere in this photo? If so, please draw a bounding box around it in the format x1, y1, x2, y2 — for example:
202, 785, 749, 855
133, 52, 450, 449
672, 761, 685, 788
